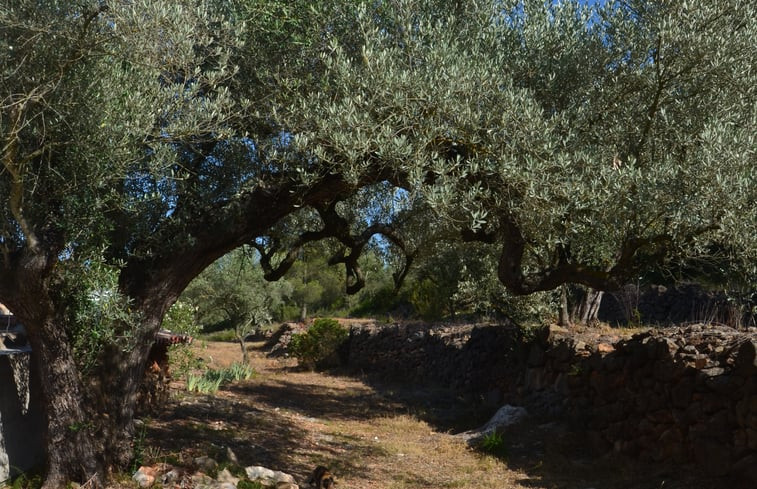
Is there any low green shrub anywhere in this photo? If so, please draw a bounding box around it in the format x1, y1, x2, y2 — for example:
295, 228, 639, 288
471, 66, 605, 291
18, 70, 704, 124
479, 431, 508, 459
224, 362, 255, 381
187, 371, 224, 394
289, 318, 348, 370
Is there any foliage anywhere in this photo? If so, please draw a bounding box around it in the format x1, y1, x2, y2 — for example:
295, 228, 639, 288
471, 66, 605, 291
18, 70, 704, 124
350, 284, 410, 318
1, 0, 755, 485
183, 247, 292, 333
201, 329, 239, 342
181, 247, 292, 361
7, 472, 43, 489
162, 301, 200, 336
130, 423, 149, 473
479, 431, 508, 459
224, 362, 256, 382
409, 278, 446, 321
186, 372, 225, 395
289, 318, 349, 370
59, 259, 139, 373
284, 242, 347, 320
186, 362, 254, 394
276, 0, 757, 295
168, 343, 206, 383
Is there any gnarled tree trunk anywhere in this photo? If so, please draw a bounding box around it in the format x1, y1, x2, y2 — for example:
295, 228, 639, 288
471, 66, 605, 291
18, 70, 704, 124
25, 314, 105, 489
93, 294, 174, 473
5, 253, 107, 488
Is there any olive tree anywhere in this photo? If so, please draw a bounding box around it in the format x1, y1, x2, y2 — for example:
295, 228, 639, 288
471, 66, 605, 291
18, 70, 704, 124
1, 1, 244, 484
1, 1, 755, 487
274, 0, 756, 297
0, 1, 386, 485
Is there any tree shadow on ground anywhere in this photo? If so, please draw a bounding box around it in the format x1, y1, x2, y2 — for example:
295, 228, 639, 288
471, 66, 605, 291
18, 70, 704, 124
228, 376, 407, 422
146, 340, 741, 489
297, 370, 736, 489
145, 385, 389, 485
147, 394, 299, 470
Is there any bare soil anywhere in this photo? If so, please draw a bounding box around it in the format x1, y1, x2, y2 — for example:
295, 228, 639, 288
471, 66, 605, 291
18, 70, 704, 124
141, 340, 728, 489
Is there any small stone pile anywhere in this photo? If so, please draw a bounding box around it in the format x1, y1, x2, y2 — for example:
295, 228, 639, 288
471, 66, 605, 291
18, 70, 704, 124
133, 455, 298, 489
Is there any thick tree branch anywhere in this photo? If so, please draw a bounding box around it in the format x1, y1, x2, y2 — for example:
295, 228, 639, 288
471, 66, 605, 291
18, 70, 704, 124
119, 163, 398, 308
250, 228, 328, 282
252, 200, 415, 295
478, 214, 719, 295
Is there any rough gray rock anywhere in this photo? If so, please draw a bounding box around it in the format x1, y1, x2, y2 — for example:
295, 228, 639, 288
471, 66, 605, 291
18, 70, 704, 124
245, 465, 298, 489
458, 404, 528, 444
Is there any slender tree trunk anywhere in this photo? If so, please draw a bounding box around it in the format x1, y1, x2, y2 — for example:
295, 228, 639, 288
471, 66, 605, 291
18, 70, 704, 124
558, 285, 573, 327
238, 337, 248, 364
235, 326, 249, 364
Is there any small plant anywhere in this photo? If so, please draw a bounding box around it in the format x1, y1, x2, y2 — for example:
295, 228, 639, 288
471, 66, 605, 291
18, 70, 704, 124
289, 318, 348, 370
479, 431, 508, 459
130, 423, 148, 472
186, 363, 255, 394
568, 363, 583, 377
629, 307, 643, 327
9, 471, 43, 489
187, 371, 224, 394
225, 362, 255, 381
169, 342, 205, 381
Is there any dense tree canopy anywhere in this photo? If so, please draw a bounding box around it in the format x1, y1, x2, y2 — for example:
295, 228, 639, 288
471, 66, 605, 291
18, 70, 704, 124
272, 0, 756, 294
1, 1, 755, 487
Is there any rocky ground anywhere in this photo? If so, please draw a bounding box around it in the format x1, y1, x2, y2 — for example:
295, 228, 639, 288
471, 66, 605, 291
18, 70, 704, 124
134, 338, 731, 489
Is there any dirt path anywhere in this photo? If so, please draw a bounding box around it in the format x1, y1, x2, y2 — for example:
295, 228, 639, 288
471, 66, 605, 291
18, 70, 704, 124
143, 341, 725, 489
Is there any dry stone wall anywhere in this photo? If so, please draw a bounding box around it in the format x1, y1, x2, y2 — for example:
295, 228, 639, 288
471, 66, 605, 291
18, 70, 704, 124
345, 322, 525, 396
525, 324, 757, 483
343, 321, 757, 484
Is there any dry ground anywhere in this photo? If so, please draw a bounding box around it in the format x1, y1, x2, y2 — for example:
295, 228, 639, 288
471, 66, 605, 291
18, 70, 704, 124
140, 340, 729, 489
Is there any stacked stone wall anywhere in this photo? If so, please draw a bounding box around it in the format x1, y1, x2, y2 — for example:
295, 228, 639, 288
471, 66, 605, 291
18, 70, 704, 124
345, 322, 524, 395
525, 324, 756, 482
343, 321, 757, 484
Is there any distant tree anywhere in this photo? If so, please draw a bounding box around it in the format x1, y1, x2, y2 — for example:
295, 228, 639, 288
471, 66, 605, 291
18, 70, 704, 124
183, 247, 291, 362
